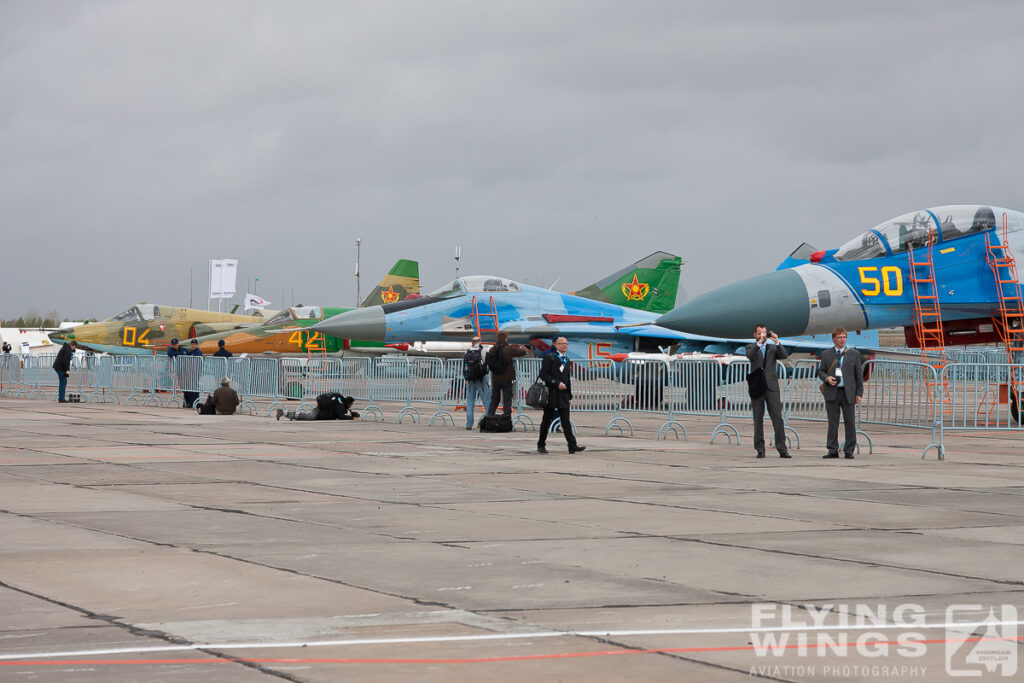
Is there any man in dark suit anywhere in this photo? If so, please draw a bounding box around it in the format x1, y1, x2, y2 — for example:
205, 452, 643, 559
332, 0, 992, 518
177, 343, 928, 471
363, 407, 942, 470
537, 337, 585, 454
746, 323, 790, 458
817, 327, 864, 459
52, 339, 77, 403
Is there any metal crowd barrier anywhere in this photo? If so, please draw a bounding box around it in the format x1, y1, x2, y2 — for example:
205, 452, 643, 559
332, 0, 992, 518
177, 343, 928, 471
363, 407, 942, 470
572, 358, 628, 435
26, 354, 57, 399
244, 357, 282, 415
858, 359, 939, 458
940, 363, 1024, 433
1, 353, 22, 397
7, 352, 1024, 459
619, 358, 675, 439
365, 356, 419, 422
703, 359, 799, 449
435, 359, 473, 427
512, 358, 541, 431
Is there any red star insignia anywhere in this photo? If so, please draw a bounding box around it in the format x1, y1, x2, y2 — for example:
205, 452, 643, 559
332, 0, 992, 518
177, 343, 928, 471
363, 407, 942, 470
621, 274, 650, 301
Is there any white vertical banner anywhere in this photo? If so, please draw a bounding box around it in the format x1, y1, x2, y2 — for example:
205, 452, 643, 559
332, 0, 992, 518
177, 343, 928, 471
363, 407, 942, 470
209, 259, 239, 299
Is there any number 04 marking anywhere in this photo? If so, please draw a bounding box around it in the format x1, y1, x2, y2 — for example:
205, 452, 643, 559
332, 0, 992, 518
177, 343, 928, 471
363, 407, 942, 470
858, 266, 903, 297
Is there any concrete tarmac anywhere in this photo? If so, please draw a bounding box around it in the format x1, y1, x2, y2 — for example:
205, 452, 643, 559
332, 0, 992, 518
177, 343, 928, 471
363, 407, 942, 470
1, 397, 1022, 682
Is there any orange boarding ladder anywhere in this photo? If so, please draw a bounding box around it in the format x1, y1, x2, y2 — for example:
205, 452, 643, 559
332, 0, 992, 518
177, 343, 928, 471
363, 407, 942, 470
470, 296, 500, 338
907, 227, 946, 370
984, 213, 1024, 421
907, 228, 950, 407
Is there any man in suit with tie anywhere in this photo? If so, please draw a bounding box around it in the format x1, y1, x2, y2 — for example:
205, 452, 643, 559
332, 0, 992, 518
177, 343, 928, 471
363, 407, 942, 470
537, 337, 585, 454
818, 327, 864, 459
746, 323, 791, 459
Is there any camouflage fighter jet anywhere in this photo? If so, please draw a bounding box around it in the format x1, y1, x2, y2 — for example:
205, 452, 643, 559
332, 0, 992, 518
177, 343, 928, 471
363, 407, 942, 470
48, 304, 274, 353
191, 259, 421, 355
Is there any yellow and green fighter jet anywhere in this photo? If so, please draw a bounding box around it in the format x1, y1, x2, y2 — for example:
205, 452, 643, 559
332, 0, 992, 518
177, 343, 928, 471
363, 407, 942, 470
49, 304, 274, 353
191, 259, 421, 355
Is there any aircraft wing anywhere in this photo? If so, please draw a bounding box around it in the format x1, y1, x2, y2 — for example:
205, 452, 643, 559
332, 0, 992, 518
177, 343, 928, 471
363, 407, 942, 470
66, 341, 158, 356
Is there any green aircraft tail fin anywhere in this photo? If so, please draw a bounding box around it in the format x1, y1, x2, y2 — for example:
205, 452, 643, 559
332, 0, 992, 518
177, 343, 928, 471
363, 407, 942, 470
359, 259, 421, 307
571, 252, 683, 314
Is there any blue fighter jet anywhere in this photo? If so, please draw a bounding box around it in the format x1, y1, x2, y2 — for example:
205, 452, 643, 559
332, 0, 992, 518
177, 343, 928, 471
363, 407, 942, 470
311, 274, 705, 360
657, 205, 1024, 350
310, 261, 874, 360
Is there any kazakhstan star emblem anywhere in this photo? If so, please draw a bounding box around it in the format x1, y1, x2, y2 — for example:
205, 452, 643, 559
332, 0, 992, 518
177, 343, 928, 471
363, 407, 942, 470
381, 286, 401, 304
621, 274, 650, 302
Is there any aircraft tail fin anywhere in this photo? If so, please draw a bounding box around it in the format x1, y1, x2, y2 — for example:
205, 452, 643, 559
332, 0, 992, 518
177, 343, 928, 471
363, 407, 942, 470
571, 252, 682, 313
359, 259, 420, 307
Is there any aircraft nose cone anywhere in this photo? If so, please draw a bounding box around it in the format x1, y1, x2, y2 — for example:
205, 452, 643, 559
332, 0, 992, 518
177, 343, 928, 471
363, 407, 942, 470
656, 269, 809, 338
311, 307, 387, 341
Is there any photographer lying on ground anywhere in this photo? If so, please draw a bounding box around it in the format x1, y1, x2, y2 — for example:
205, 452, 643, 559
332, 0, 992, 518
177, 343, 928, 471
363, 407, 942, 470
276, 393, 360, 421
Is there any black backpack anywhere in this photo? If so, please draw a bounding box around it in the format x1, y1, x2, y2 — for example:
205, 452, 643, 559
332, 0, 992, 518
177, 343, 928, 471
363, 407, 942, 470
463, 348, 485, 381
197, 394, 216, 415
316, 392, 343, 412
486, 344, 508, 373
479, 414, 513, 433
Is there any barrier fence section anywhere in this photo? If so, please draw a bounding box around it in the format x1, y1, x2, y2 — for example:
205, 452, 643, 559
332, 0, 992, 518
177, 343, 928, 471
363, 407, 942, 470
941, 363, 1024, 432
28, 354, 58, 399
1, 354, 22, 396
437, 359, 484, 427
663, 357, 769, 441
107, 356, 137, 403
366, 356, 418, 422
81, 355, 115, 403
339, 357, 375, 419
513, 358, 542, 430
859, 359, 941, 458
711, 360, 796, 448
619, 359, 674, 439
406, 357, 448, 424
572, 358, 627, 435
245, 357, 282, 415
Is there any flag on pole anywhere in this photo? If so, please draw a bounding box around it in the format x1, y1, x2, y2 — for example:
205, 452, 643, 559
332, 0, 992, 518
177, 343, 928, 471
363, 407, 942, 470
243, 293, 270, 311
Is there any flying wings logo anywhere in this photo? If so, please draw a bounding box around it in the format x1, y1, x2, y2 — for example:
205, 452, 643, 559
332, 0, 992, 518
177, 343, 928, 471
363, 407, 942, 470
381, 286, 401, 304
622, 275, 650, 302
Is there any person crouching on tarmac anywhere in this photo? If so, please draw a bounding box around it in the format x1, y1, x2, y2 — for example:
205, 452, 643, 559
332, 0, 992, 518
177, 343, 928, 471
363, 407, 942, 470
277, 393, 360, 421
537, 337, 585, 454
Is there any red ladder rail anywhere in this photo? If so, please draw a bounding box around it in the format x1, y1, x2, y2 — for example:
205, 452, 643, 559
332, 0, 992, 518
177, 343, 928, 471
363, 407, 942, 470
470, 296, 500, 338
907, 227, 946, 369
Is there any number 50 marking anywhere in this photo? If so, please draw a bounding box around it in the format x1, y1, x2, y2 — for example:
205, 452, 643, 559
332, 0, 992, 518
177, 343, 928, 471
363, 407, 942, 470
858, 266, 903, 296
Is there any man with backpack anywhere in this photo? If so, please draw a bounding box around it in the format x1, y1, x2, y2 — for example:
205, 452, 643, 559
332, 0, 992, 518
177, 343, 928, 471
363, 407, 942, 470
485, 329, 528, 419
462, 335, 489, 430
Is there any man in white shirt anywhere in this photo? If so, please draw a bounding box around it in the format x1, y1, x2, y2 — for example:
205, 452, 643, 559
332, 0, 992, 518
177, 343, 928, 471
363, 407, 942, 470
817, 327, 864, 459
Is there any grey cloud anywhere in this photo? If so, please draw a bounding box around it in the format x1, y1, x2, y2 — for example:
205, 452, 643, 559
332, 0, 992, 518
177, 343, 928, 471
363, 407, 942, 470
2, 1, 1022, 319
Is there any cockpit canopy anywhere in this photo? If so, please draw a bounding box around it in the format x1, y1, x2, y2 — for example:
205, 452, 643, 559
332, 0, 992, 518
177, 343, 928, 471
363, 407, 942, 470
264, 307, 323, 326
111, 304, 160, 322
833, 205, 1022, 261
427, 276, 523, 299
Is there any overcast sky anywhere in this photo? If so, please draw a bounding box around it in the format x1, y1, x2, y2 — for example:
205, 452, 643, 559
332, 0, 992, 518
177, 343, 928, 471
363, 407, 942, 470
3, 1, 1023, 320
